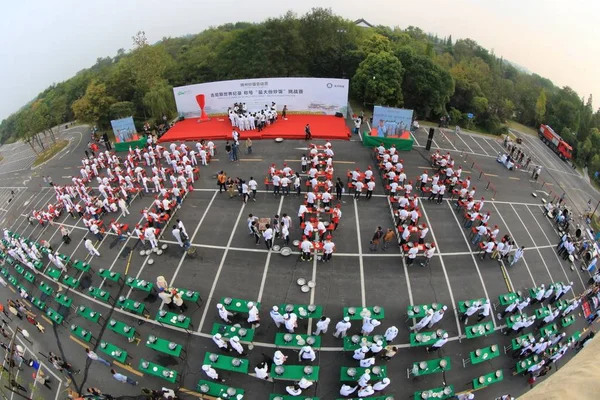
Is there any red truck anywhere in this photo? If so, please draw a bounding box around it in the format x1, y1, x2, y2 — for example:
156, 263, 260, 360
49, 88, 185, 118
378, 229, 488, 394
538, 124, 572, 160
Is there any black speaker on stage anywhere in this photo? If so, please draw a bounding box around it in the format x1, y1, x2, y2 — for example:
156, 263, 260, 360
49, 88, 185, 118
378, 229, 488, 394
425, 127, 435, 150
335, 112, 343, 118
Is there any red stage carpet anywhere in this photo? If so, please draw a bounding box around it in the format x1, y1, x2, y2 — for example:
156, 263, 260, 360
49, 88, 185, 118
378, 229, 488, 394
159, 114, 350, 143
369, 128, 411, 140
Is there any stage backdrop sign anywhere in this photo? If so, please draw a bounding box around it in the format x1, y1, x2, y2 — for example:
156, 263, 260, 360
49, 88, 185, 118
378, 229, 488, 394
372, 106, 414, 137
110, 116, 137, 143
173, 78, 349, 117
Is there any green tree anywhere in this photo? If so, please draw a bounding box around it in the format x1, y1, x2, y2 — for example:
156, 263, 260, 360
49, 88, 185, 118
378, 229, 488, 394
535, 89, 547, 125
143, 81, 176, 120
109, 101, 136, 120
71, 81, 115, 126
129, 31, 174, 93
352, 51, 403, 107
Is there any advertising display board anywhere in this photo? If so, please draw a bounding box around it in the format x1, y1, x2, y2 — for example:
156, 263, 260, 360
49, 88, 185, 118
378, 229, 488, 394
372, 106, 414, 138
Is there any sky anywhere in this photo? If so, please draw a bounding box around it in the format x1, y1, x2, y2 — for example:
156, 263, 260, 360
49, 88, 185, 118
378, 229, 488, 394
2, 0, 599, 121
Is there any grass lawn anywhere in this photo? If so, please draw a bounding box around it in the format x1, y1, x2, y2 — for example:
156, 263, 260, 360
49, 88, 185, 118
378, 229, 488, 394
507, 120, 538, 136
33, 139, 69, 167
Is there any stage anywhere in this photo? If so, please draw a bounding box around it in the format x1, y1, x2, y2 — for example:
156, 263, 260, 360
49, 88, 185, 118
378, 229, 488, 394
158, 114, 350, 143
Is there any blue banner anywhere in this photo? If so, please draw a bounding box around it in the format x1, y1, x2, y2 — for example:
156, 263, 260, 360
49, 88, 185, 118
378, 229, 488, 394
110, 116, 137, 143
372, 106, 414, 138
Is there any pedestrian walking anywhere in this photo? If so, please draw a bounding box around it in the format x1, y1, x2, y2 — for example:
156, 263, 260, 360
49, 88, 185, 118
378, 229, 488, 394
85, 348, 111, 367
305, 124, 312, 141
382, 228, 394, 251
270, 306, 284, 328
370, 226, 383, 252
84, 238, 100, 257
217, 171, 227, 193
111, 369, 138, 385
33, 372, 52, 389
333, 317, 351, 338
314, 317, 331, 335
426, 332, 449, 353
510, 246, 525, 266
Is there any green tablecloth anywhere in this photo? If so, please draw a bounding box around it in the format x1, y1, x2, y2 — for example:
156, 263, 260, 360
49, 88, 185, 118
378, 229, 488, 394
73, 260, 91, 272
278, 304, 323, 319
414, 385, 455, 400
23, 271, 35, 283
458, 298, 486, 313
146, 336, 183, 358
535, 306, 551, 320
211, 323, 255, 342
568, 331, 581, 344
343, 306, 385, 320
54, 293, 72, 308
62, 275, 79, 289
529, 286, 544, 299
98, 268, 120, 282
98, 341, 128, 363
343, 335, 387, 351
203, 353, 249, 374
46, 307, 63, 324
498, 292, 519, 306
88, 286, 111, 302
561, 315, 576, 328
0, 268, 7, 277
57, 253, 71, 264
70, 324, 92, 342
410, 330, 446, 347
139, 359, 177, 383
7, 275, 17, 286
511, 333, 535, 351
125, 276, 154, 293
407, 303, 444, 319
470, 344, 500, 365
340, 366, 387, 382
107, 319, 136, 339
176, 288, 200, 303
555, 299, 569, 311
410, 357, 451, 376
29, 296, 46, 311
473, 370, 503, 389
156, 310, 191, 329
270, 364, 320, 381
77, 305, 101, 323
39, 282, 54, 296
274, 333, 321, 349
46, 267, 62, 280
506, 314, 528, 329
464, 321, 494, 339
540, 323, 558, 338
116, 297, 146, 315
197, 380, 245, 398
516, 354, 541, 374
14, 264, 24, 275
220, 297, 260, 313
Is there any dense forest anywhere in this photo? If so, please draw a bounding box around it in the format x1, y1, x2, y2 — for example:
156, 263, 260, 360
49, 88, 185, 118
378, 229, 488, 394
2, 8, 600, 170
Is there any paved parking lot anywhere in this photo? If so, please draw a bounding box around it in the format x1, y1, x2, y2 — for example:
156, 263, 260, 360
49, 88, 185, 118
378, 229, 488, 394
0, 128, 593, 399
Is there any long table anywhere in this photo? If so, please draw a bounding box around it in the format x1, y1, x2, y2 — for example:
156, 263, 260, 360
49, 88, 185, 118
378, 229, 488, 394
116, 297, 146, 315
506, 314, 528, 329
472, 370, 503, 389
146, 336, 183, 358
62, 275, 79, 289
29, 296, 46, 311
414, 385, 455, 400
70, 324, 92, 343
511, 333, 535, 351
410, 330, 447, 347
176, 288, 201, 304
72, 260, 91, 273
540, 323, 559, 338
211, 323, 255, 342
516, 354, 541, 374
203, 352, 249, 374
139, 359, 177, 383
340, 366, 387, 382
98, 268, 120, 282
54, 293, 72, 308
156, 310, 191, 330
270, 364, 320, 381
275, 333, 321, 349
464, 321, 493, 339
407, 303, 445, 319
107, 319, 136, 340
125, 276, 154, 293
343, 306, 385, 320
88, 286, 111, 302
278, 304, 323, 319
77, 305, 101, 323
197, 380, 245, 398
410, 357, 451, 376
39, 282, 54, 296
469, 344, 500, 365
343, 335, 387, 351
498, 292, 519, 306
534, 306, 551, 320
220, 297, 260, 313
458, 298, 487, 313
562, 315, 576, 328
98, 341, 128, 363
45, 307, 63, 324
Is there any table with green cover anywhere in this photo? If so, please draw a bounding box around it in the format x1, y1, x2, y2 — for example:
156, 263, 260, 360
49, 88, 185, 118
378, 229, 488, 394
155, 310, 191, 330
107, 319, 136, 340
410, 357, 451, 376
506, 314, 529, 329
45, 307, 64, 324
72, 260, 91, 273
7, 274, 17, 286
340, 366, 387, 382
62, 275, 79, 289
511, 333, 535, 351
555, 299, 569, 311
77, 305, 101, 323
540, 323, 559, 338
529, 286, 544, 298
410, 330, 447, 347
211, 323, 255, 342
54, 293, 72, 308
197, 380, 244, 398
407, 303, 445, 319
220, 297, 260, 313
56, 253, 71, 265
469, 344, 500, 365
29, 296, 46, 311
125, 276, 154, 293
88, 286, 111, 302
203, 352, 249, 374
413, 385, 455, 400
5, 256, 15, 265
46, 267, 62, 280
275, 333, 321, 349
498, 292, 519, 306
472, 370, 503, 389
465, 321, 494, 339
561, 315, 576, 328
343, 335, 387, 351
270, 364, 320, 381
116, 297, 146, 315
343, 306, 385, 320
568, 331, 581, 345
0, 268, 7, 277
516, 354, 541, 374
14, 264, 25, 275
176, 288, 200, 303
98, 341, 127, 363
23, 271, 35, 284
70, 324, 92, 343
139, 359, 177, 383
458, 298, 487, 313
39, 281, 54, 296
534, 306, 551, 320
146, 336, 183, 358
278, 304, 323, 319
98, 268, 120, 282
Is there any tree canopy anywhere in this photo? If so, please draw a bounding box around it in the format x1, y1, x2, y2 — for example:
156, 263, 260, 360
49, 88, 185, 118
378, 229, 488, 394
0, 7, 598, 166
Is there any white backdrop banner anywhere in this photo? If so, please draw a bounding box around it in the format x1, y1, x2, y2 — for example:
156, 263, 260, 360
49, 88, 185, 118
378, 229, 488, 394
173, 77, 349, 117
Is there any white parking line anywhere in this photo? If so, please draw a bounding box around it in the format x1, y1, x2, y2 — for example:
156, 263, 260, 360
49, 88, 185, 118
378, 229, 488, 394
257, 196, 284, 302
354, 199, 366, 307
